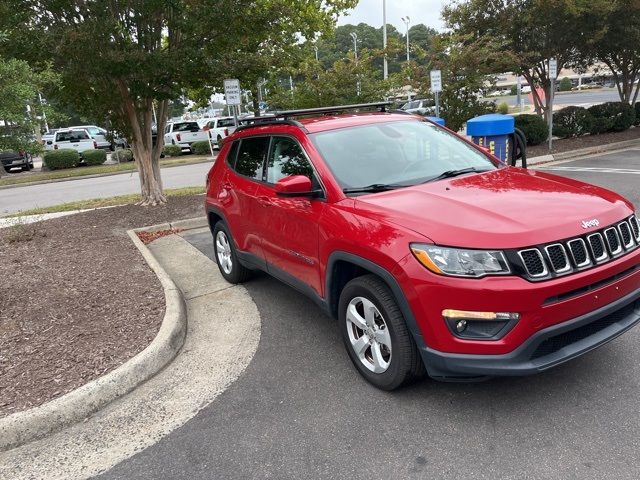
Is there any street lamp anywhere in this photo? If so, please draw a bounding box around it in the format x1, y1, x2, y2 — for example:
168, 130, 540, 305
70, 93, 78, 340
350, 32, 358, 60
401, 16, 410, 63
382, 0, 388, 79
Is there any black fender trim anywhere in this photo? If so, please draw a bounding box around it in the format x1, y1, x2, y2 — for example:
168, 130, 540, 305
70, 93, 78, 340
326, 251, 427, 352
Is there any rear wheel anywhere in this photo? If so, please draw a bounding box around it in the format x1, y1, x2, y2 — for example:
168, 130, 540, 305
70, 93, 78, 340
213, 221, 252, 284
216, 135, 223, 150
339, 275, 424, 390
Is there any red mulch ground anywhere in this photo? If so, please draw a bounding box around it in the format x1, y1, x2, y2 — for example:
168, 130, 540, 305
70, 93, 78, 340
0, 195, 204, 417
528, 125, 640, 157
137, 228, 184, 245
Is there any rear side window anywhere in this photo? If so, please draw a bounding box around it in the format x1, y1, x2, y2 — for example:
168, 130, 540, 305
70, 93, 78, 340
173, 122, 200, 132
217, 118, 235, 128
56, 130, 90, 142
234, 137, 269, 180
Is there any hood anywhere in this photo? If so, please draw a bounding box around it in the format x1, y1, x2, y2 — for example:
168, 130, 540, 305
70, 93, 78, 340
354, 167, 635, 249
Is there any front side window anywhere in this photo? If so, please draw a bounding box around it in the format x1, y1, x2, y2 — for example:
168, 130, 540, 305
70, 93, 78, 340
234, 136, 269, 180
311, 120, 498, 191
266, 136, 314, 184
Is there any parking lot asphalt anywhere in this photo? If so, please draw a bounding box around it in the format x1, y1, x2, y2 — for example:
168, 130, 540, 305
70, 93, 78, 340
101, 149, 640, 480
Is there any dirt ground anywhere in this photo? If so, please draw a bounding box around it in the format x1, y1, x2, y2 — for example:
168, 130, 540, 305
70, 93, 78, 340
0, 195, 205, 417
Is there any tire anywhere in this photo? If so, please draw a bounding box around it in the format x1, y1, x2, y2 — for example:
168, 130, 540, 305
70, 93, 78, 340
339, 274, 424, 390
212, 221, 252, 284
216, 135, 223, 149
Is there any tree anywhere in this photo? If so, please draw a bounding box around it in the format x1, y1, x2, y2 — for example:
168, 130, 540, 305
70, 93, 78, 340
443, 0, 587, 122
4, 0, 355, 205
580, 0, 640, 104
0, 56, 43, 177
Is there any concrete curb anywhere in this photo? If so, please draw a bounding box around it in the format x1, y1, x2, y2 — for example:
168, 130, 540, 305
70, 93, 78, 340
528, 138, 640, 166
0, 156, 215, 191
0, 223, 189, 452
131, 216, 208, 234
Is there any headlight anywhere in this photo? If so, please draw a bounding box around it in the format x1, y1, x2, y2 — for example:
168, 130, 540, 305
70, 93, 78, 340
411, 244, 510, 277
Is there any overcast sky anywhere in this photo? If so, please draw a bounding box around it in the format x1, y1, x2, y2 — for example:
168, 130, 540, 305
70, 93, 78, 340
337, 0, 446, 32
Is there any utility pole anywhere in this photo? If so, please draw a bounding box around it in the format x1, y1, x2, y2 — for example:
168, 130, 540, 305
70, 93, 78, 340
401, 16, 410, 63
314, 45, 319, 62
382, 0, 388, 80
350, 32, 361, 96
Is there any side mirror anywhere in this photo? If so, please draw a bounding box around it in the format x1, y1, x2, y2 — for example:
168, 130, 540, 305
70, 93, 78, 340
275, 175, 315, 197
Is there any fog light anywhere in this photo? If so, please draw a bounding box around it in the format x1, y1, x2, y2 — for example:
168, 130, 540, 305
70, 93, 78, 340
442, 309, 520, 339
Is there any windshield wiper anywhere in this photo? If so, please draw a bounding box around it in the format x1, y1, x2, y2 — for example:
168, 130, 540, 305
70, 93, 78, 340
423, 167, 492, 183
342, 183, 406, 194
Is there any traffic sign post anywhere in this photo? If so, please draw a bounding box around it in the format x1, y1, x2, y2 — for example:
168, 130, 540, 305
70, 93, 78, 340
224, 79, 241, 127
430, 70, 442, 117
548, 59, 557, 151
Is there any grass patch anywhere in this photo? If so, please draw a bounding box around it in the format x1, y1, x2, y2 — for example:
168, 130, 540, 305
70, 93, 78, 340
10, 186, 206, 217
0, 155, 212, 187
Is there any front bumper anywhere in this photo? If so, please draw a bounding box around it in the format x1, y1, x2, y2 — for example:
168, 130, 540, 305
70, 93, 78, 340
421, 287, 640, 379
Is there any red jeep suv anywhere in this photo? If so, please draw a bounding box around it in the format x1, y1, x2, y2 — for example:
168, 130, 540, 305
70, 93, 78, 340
205, 103, 640, 390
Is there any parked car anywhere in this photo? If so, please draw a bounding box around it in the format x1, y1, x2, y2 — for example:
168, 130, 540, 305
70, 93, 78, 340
42, 129, 59, 151
71, 125, 111, 150
164, 121, 209, 152
205, 103, 640, 390
0, 150, 33, 172
199, 117, 237, 148
53, 129, 97, 154
400, 99, 435, 116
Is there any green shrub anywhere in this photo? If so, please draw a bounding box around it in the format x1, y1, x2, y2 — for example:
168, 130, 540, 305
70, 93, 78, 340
514, 114, 548, 145
553, 106, 594, 138
497, 102, 509, 115
163, 144, 182, 157
111, 148, 134, 162
559, 77, 572, 92
81, 149, 107, 166
191, 141, 211, 155
635, 102, 640, 126
588, 102, 635, 133
43, 149, 80, 170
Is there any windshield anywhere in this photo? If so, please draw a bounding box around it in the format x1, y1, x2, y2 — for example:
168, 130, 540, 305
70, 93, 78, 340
311, 120, 498, 190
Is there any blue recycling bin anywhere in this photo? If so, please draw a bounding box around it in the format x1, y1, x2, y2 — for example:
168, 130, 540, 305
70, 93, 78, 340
466, 114, 514, 162
426, 116, 445, 126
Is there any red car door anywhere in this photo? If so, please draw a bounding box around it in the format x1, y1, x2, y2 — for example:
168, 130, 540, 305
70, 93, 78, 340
221, 136, 270, 259
254, 135, 323, 295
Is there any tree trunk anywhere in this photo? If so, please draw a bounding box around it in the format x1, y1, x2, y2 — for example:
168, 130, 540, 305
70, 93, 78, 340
117, 81, 167, 205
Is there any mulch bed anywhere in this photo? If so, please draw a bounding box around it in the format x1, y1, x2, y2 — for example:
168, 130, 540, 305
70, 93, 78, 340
528, 126, 640, 157
0, 195, 205, 417
137, 228, 184, 245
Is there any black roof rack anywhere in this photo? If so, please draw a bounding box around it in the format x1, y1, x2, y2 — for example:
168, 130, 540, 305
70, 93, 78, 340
233, 101, 393, 133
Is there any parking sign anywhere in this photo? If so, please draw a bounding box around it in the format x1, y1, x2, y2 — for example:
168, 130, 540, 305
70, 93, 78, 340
224, 79, 241, 105
430, 70, 442, 93
549, 58, 557, 78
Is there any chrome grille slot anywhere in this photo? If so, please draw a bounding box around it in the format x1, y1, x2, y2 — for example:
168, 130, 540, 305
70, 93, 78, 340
544, 244, 571, 274
618, 221, 634, 249
604, 227, 623, 256
518, 249, 547, 278
587, 233, 608, 263
630, 216, 640, 242
567, 238, 591, 268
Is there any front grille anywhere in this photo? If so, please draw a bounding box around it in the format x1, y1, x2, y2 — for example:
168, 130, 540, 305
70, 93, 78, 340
515, 218, 639, 281
567, 238, 590, 267
530, 302, 637, 360
618, 222, 633, 248
587, 233, 608, 262
518, 249, 546, 277
545, 244, 570, 273
630, 216, 640, 241
604, 227, 623, 255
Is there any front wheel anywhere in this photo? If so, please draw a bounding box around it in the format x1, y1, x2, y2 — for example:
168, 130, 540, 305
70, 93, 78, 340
339, 275, 424, 390
213, 222, 252, 284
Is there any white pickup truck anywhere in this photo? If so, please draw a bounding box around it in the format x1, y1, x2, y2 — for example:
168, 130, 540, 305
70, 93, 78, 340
198, 117, 236, 149
164, 121, 209, 152
53, 129, 97, 153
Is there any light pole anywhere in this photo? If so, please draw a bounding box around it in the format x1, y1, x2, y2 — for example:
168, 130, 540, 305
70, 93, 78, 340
382, 0, 388, 79
401, 16, 410, 63
350, 32, 361, 96
350, 32, 358, 61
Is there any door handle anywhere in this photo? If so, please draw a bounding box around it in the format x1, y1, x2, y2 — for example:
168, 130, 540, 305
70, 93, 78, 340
257, 196, 273, 207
